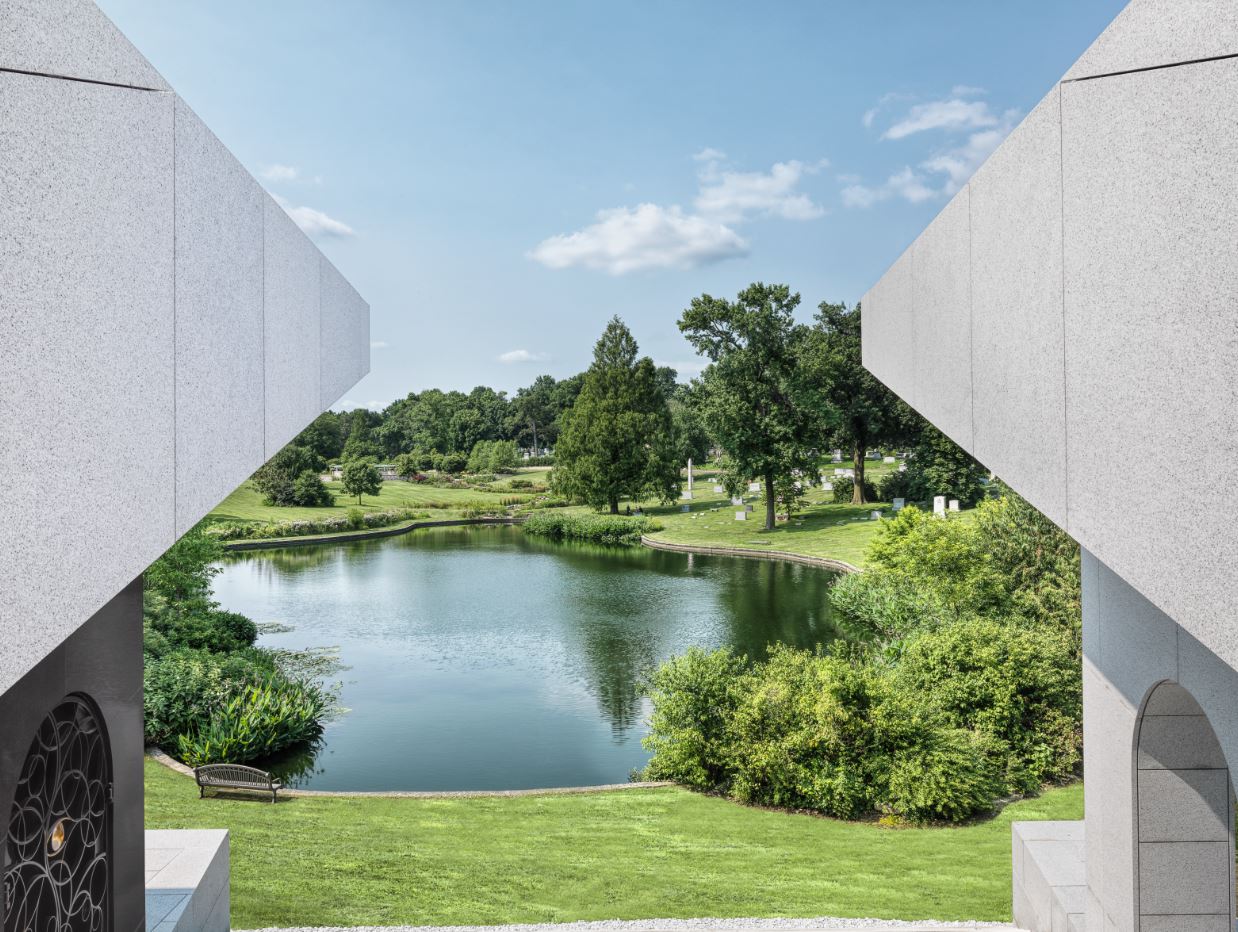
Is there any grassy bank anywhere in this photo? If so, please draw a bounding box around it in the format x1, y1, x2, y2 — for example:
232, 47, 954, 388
145, 758, 1081, 928
636, 484, 893, 568
208, 469, 546, 526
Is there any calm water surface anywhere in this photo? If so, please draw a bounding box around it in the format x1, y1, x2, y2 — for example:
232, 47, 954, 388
214, 525, 840, 791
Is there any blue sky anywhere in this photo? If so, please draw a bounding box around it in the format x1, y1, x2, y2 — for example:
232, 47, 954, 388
101, 0, 1127, 408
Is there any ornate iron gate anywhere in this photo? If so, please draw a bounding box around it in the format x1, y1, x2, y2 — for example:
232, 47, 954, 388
3, 695, 111, 932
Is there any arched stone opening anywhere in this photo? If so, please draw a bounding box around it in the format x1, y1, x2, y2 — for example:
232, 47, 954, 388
1135, 681, 1235, 929
3, 693, 112, 932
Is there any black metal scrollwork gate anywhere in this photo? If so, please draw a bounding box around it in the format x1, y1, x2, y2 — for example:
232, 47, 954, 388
3, 695, 111, 932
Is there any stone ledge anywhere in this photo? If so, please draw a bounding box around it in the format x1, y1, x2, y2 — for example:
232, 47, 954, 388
1011, 820, 1084, 932
145, 829, 229, 932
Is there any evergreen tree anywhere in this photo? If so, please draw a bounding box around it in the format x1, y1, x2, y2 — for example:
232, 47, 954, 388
552, 317, 680, 513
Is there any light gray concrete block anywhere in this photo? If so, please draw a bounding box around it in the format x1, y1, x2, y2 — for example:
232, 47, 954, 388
1137, 769, 1230, 842
1137, 841, 1232, 915
1137, 716, 1228, 771
1062, 57, 1238, 676
911, 189, 972, 450
1064, 0, 1238, 81
860, 244, 915, 407
1082, 659, 1137, 931
969, 91, 1067, 527
0, 72, 174, 697
1178, 629, 1238, 777
0, 0, 169, 89
174, 96, 265, 534
1081, 549, 1100, 663
263, 195, 322, 457
319, 256, 370, 410
1095, 559, 1176, 709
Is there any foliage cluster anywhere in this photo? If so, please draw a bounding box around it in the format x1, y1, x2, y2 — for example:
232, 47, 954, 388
522, 510, 662, 546
467, 439, 520, 474
143, 529, 337, 767
251, 445, 332, 507
643, 489, 1081, 822
829, 476, 877, 505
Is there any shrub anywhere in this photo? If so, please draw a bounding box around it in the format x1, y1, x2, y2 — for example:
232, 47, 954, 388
509, 478, 533, 489
904, 424, 988, 507
827, 570, 949, 644
346, 506, 366, 529
877, 469, 912, 503
175, 678, 329, 767
893, 617, 1082, 794
143, 648, 273, 745
204, 508, 429, 542
252, 444, 328, 506
641, 647, 746, 790
830, 475, 877, 504
522, 511, 661, 546
291, 470, 334, 506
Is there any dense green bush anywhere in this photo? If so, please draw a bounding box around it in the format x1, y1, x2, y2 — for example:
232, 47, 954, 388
830, 475, 877, 504
252, 444, 330, 506
522, 511, 661, 546
827, 570, 948, 644
877, 469, 912, 503
894, 617, 1081, 795
645, 487, 1083, 822
175, 679, 329, 767
143, 526, 338, 769
642, 645, 1002, 823
467, 439, 519, 473
904, 425, 988, 507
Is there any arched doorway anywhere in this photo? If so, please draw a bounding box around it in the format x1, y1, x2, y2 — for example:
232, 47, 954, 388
3, 694, 112, 932
1135, 681, 1235, 928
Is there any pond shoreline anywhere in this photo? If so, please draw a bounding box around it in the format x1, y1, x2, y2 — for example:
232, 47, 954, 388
224, 515, 862, 574
146, 747, 673, 797
640, 535, 860, 574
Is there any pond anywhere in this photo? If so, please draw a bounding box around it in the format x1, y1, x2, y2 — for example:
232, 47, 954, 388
213, 525, 842, 791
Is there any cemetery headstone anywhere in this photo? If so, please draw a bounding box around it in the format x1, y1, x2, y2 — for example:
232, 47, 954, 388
892, 497, 905, 512
948, 499, 960, 512
871, 510, 882, 520
748, 481, 761, 492
734, 511, 747, 521
933, 495, 946, 516
883, 456, 895, 463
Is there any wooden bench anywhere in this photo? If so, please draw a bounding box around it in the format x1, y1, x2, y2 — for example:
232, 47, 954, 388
194, 763, 282, 802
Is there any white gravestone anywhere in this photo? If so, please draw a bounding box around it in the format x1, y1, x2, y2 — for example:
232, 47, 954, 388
748, 481, 761, 492
681, 458, 694, 499
871, 510, 882, 521
948, 500, 960, 512
933, 496, 946, 516
834, 468, 845, 476
892, 497, 905, 512
883, 456, 895, 463
731, 496, 743, 506
832, 449, 842, 462
844, 469, 854, 477
713, 484, 724, 493
822, 482, 833, 492
898, 463, 907, 473
734, 511, 747, 521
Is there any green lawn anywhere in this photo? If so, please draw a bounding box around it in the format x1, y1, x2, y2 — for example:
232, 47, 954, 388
208, 469, 547, 525
145, 760, 1081, 928
638, 483, 891, 568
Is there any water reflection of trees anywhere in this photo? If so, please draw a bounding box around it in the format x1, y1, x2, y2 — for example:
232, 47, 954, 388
575, 620, 658, 738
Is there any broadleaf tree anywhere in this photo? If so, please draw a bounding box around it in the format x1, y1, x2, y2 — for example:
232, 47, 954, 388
340, 457, 383, 505
551, 316, 680, 513
802, 300, 922, 504
679, 283, 833, 530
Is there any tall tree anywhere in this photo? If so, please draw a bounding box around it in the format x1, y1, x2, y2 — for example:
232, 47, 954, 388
679, 283, 829, 530
509, 374, 558, 452
551, 317, 680, 513
802, 301, 922, 504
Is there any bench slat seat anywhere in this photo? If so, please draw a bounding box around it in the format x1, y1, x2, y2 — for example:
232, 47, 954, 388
194, 763, 282, 802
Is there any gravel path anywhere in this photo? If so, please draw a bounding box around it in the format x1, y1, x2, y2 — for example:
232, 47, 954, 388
241, 917, 1020, 932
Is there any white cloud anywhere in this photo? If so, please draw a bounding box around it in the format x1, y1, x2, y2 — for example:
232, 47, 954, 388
883, 98, 999, 140
695, 159, 827, 223
262, 163, 300, 182
337, 398, 386, 412
498, 349, 550, 364
951, 84, 986, 97
272, 194, 354, 238
531, 151, 827, 274
529, 203, 748, 275
841, 166, 936, 208
920, 110, 1018, 194
370, 340, 388, 350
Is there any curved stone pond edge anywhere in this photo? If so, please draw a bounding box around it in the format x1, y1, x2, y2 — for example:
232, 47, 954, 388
639, 535, 860, 575
222, 516, 862, 575
146, 748, 673, 798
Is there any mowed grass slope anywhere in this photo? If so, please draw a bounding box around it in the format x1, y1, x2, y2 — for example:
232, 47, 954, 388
639, 484, 891, 568
145, 759, 1082, 929
208, 472, 544, 524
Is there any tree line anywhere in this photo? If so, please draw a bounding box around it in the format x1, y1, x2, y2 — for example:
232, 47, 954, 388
261, 281, 980, 526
